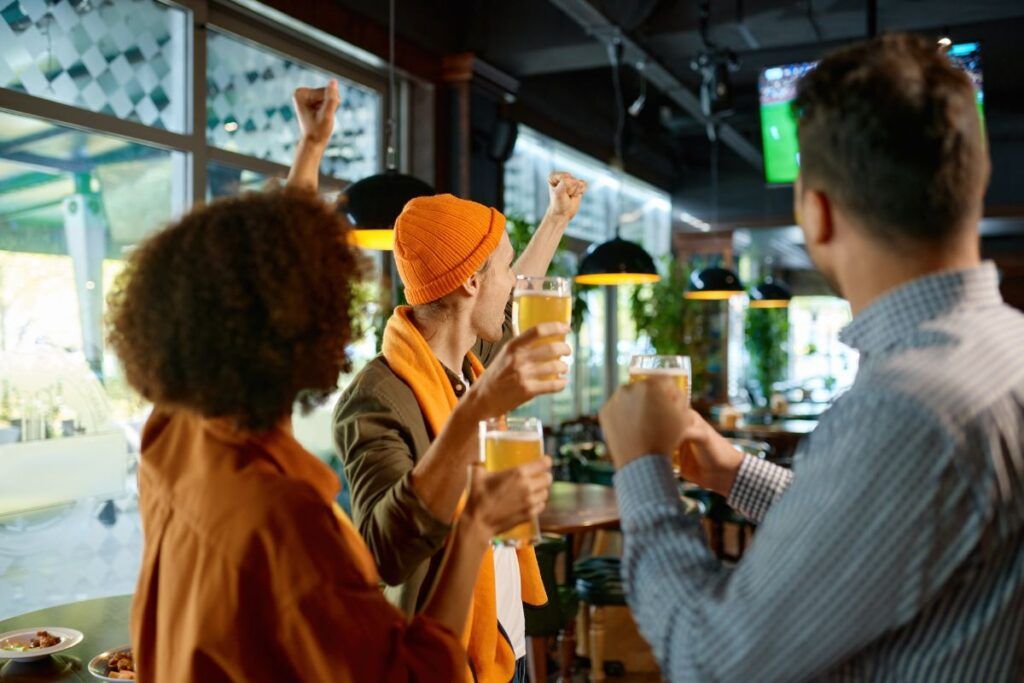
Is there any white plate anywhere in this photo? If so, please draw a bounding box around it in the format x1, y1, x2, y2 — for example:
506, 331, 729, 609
88, 644, 135, 681
0, 627, 84, 662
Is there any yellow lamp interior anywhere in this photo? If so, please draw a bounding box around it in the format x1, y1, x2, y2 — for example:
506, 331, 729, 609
575, 273, 661, 286
749, 299, 790, 309
350, 229, 395, 251
684, 290, 743, 300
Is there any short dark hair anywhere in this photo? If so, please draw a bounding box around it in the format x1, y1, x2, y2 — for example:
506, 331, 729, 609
795, 33, 989, 245
107, 188, 364, 432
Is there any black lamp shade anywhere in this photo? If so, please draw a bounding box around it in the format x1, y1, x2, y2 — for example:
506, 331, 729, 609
749, 278, 792, 308
575, 237, 660, 286
685, 266, 744, 300
340, 169, 434, 229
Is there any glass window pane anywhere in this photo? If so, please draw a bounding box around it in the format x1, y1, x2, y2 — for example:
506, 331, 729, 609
787, 297, 858, 397
206, 29, 381, 181
505, 126, 671, 417
1, 0, 189, 132
0, 111, 181, 618
206, 161, 281, 199
0, 111, 178, 508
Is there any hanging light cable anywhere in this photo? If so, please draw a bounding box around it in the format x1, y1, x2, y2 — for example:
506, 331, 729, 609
576, 40, 660, 286
340, 0, 433, 251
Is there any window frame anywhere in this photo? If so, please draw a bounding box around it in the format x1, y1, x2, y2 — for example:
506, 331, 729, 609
0, 0, 392, 208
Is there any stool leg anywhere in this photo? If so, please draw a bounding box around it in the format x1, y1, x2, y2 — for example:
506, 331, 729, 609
558, 626, 574, 681
591, 529, 609, 556
527, 636, 548, 683
589, 605, 606, 682
576, 601, 590, 657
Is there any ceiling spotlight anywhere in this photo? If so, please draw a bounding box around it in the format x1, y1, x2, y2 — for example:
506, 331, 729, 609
938, 36, 953, 50
690, 51, 740, 118
691, 0, 740, 118
628, 62, 648, 117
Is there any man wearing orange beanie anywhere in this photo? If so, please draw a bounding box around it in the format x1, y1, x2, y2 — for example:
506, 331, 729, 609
334, 175, 585, 683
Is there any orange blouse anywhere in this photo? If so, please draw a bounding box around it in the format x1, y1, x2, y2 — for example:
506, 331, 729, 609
131, 408, 465, 682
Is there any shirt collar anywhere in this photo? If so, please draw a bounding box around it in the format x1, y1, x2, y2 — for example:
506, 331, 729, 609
441, 358, 474, 398
839, 261, 1003, 353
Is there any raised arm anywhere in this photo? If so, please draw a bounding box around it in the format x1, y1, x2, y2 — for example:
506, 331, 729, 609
286, 80, 340, 193
514, 172, 587, 277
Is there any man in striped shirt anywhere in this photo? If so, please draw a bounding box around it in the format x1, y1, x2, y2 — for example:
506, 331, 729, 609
600, 34, 1023, 681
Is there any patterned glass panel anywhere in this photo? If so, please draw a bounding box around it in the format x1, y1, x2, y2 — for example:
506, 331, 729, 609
0, 0, 188, 132
206, 30, 381, 181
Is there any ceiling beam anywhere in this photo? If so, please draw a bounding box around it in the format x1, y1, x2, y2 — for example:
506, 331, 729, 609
546, 0, 764, 171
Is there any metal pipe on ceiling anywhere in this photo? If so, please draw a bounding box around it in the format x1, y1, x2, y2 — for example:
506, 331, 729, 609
546, 0, 764, 171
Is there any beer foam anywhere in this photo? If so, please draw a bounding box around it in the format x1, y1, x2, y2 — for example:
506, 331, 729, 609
628, 367, 688, 375
514, 291, 570, 298
483, 431, 542, 442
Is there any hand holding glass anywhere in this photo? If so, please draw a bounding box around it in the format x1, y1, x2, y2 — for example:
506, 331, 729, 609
514, 276, 572, 380
628, 355, 692, 476
479, 417, 545, 547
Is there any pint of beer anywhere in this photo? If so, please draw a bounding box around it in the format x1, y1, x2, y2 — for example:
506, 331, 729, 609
479, 417, 544, 547
514, 276, 572, 380
628, 355, 692, 476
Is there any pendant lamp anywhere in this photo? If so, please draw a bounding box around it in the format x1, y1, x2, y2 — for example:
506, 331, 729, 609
683, 118, 743, 300
685, 266, 744, 300
574, 42, 660, 287
749, 276, 792, 308
339, 0, 433, 250
576, 237, 660, 285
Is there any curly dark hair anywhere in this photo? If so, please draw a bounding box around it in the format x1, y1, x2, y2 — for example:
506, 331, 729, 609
107, 188, 364, 432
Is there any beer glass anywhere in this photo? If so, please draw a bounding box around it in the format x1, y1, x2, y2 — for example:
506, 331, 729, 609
628, 355, 692, 476
479, 416, 544, 547
514, 276, 571, 381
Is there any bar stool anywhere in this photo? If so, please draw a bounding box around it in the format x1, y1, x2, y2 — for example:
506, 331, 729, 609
574, 556, 626, 682
525, 534, 578, 683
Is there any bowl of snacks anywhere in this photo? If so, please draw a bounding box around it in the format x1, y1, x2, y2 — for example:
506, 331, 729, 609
0, 627, 84, 663
88, 644, 136, 680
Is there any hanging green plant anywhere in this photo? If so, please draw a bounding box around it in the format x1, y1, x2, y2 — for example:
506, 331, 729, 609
744, 306, 789, 406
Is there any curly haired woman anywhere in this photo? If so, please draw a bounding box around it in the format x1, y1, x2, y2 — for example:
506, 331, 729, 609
107, 81, 552, 683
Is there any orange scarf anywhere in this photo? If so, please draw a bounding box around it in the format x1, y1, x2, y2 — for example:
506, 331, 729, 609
382, 306, 547, 683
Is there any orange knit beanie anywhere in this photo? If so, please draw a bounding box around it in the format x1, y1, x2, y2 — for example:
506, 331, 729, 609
394, 194, 506, 305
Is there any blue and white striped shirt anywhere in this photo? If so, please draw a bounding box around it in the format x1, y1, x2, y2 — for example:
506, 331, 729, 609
615, 263, 1024, 682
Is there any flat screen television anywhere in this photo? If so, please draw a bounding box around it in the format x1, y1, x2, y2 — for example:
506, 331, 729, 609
758, 42, 985, 185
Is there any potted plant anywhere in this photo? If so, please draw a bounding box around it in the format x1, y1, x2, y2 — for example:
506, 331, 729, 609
743, 306, 789, 413
629, 258, 718, 404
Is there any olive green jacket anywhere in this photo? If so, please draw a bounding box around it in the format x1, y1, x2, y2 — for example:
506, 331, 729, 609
332, 302, 514, 615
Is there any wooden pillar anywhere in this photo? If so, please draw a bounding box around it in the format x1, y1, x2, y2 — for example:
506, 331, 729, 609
439, 53, 519, 204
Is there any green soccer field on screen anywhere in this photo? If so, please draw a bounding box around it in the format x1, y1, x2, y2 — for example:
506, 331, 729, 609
758, 42, 985, 185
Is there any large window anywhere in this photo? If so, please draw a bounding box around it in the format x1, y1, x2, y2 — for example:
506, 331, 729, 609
206, 29, 379, 180
0, 0, 385, 619
504, 126, 671, 426
787, 297, 858, 396
1, 0, 189, 132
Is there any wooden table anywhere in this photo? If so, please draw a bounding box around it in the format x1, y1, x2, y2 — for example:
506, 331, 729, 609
540, 482, 620, 535
776, 403, 830, 420
0, 595, 131, 681
718, 419, 817, 462
540, 482, 620, 683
